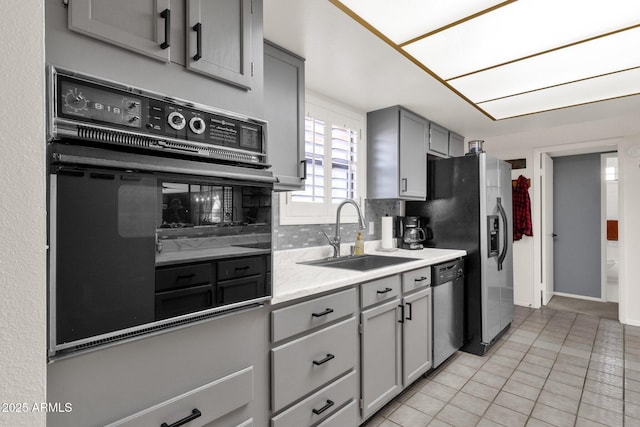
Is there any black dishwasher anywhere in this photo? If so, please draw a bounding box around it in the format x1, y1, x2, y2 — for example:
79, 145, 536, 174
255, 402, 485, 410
432, 259, 465, 368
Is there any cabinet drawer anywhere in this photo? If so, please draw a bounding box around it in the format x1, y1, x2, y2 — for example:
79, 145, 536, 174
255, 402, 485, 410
317, 400, 358, 427
156, 262, 212, 292
361, 275, 401, 308
271, 371, 356, 427
402, 266, 431, 293
272, 317, 357, 412
271, 288, 357, 343
217, 275, 266, 305
105, 366, 253, 427
218, 256, 264, 281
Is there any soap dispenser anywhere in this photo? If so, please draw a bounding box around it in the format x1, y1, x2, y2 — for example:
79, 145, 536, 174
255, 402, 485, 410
354, 231, 364, 256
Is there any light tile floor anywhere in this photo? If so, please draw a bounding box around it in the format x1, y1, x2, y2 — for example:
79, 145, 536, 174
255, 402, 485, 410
364, 305, 640, 427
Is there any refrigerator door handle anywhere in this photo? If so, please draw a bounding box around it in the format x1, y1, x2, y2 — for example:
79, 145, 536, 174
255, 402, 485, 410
497, 197, 508, 271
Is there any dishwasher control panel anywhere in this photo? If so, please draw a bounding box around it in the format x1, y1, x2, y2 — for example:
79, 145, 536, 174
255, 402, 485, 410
432, 259, 465, 285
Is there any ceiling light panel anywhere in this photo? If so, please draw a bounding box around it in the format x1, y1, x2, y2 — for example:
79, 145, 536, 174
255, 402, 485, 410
338, 0, 508, 44
478, 67, 640, 119
402, 0, 640, 80
448, 26, 640, 102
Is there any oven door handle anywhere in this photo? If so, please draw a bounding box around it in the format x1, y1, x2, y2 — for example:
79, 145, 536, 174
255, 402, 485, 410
51, 150, 278, 183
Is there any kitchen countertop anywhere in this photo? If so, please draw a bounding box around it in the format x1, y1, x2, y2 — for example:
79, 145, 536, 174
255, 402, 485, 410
272, 241, 466, 305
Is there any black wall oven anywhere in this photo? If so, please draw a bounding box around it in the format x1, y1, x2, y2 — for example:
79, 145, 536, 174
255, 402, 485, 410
47, 67, 274, 358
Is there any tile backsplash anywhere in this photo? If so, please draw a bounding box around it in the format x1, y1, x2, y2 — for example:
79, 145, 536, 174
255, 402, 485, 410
273, 197, 401, 250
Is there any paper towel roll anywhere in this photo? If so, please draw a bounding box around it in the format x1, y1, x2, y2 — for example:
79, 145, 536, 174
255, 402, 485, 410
381, 216, 394, 249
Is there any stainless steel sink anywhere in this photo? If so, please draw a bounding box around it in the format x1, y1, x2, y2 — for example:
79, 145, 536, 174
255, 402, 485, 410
299, 254, 419, 271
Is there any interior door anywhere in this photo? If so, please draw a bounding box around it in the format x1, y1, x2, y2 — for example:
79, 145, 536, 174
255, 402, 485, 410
541, 153, 554, 305
552, 154, 602, 299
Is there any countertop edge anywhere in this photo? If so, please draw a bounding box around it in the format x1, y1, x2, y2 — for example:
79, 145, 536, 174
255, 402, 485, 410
270, 248, 466, 306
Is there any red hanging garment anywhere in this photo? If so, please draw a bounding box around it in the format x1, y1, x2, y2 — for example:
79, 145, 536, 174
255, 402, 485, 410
512, 175, 532, 240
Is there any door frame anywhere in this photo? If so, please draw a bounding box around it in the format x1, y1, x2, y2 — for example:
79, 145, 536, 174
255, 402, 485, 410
532, 138, 622, 319
601, 153, 618, 302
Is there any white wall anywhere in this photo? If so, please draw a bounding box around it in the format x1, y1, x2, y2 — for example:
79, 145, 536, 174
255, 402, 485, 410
484, 123, 640, 325
0, 1, 47, 426
494, 151, 536, 307
619, 136, 640, 326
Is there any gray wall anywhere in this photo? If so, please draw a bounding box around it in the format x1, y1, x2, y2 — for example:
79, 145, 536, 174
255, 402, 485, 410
273, 198, 401, 250
553, 153, 601, 298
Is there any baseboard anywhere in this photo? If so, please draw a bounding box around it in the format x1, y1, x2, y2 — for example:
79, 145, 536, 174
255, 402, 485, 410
552, 292, 605, 303
624, 318, 640, 327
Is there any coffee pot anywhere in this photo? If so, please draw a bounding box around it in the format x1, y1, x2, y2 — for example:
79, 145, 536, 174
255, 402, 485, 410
404, 226, 426, 244
397, 216, 427, 250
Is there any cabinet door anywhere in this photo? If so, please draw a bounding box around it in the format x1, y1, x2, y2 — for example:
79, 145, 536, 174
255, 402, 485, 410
361, 298, 402, 419
429, 122, 449, 156
449, 132, 465, 157
69, 0, 171, 62
402, 287, 432, 386
399, 109, 427, 200
186, 0, 253, 89
264, 41, 305, 190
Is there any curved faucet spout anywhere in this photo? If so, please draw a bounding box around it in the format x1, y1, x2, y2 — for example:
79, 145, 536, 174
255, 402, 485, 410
324, 199, 367, 258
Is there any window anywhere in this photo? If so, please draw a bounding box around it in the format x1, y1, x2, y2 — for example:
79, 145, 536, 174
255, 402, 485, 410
280, 93, 365, 225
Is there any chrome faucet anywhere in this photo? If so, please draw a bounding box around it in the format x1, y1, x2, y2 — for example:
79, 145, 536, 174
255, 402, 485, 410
323, 199, 367, 258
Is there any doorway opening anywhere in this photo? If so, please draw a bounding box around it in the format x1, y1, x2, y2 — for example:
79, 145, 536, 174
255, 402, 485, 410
533, 139, 622, 322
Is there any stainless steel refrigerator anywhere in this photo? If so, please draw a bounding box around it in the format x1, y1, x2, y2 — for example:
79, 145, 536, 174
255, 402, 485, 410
406, 152, 514, 356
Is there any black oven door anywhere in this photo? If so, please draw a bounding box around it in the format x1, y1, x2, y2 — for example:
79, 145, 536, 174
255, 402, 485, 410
52, 167, 157, 345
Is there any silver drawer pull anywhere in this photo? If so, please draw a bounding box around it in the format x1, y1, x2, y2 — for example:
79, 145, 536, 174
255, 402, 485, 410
312, 353, 335, 366
312, 399, 334, 415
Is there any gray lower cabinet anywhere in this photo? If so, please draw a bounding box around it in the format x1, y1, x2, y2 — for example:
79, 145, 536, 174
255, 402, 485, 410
360, 270, 434, 422
105, 366, 254, 427
360, 297, 403, 420
264, 41, 306, 191
47, 307, 270, 427
367, 106, 427, 200
402, 287, 432, 385
317, 400, 358, 427
271, 371, 357, 427
270, 289, 358, 426
68, 0, 256, 90
400, 267, 433, 386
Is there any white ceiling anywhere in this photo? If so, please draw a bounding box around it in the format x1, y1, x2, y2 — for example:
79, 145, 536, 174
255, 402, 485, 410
263, 0, 640, 143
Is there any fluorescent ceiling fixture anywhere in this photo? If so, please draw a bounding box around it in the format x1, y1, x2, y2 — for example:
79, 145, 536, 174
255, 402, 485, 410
478, 67, 640, 119
332, 0, 640, 119
448, 27, 640, 103
336, 0, 509, 44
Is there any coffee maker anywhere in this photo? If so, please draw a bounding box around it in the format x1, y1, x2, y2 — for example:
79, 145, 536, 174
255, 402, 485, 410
397, 216, 427, 250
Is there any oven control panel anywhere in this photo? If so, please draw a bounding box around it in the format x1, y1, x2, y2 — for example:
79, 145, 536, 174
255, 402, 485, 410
50, 68, 267, 166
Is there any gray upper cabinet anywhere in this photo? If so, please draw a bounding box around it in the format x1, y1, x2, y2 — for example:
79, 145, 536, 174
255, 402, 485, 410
68, 0, 256, 90
264, 41, 305, 191
186, 0, 253, 89
428, 122, 449, 157
448, 132, 465, 157
367, 106, 427, 200
68, 0, 172, 62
